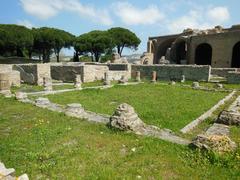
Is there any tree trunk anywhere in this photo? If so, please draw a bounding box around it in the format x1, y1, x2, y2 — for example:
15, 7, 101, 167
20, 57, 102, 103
56, 53, 59, 62
120, 44, 125, 56
28, 51, 32, 59
117, 46, 121, 56
16, 48, 24, 57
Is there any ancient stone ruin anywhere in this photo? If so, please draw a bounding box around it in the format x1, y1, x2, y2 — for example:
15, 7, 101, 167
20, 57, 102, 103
43, 77, 53, 91
103, 72, 111, 86
74, 74, 82, 90
109, 103, 146, 133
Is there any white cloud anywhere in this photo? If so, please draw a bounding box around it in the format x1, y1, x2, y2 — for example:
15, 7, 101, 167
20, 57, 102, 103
167, 6, 230, 34
167, 10, 211, 34
17, 19, 35, 29
207, 6, 230, 24
113, 2, 164, 25
20, 0, 113, 25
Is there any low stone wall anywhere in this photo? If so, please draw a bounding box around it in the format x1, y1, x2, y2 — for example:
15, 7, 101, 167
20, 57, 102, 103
0, 65, 21, 87
51, 63, 131, 83
13, 64, 51, 85
0, 64, 13, 72
227, 72, 240, 84
83, 65, 108, 82
51, 64, 83, 82
211, 68, 237, 77
131, 65, 211, 81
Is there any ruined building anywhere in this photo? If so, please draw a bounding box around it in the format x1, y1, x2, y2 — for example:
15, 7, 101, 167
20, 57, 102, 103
142, 25, 240, 68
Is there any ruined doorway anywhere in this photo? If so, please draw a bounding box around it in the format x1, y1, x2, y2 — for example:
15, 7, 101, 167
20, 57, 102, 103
195, 43, 212, 65
176, 41, 186, 64
155, 38, 176, 64
231, 42, 240, 68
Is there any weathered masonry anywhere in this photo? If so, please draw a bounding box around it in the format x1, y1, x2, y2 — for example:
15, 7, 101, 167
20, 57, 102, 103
144, 25, 240, 68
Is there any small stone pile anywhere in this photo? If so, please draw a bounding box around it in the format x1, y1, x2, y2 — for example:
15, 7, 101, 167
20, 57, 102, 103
109, 103, 146, 133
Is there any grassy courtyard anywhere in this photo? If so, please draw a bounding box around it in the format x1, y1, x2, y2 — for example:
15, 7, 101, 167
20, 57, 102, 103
0, 96, 239, 179
47, 83, 228, 131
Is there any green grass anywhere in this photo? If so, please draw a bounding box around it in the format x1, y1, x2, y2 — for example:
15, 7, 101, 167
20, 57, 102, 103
0, 96, 239, 179
11, 84, 44, 93
47, 83, 227, 131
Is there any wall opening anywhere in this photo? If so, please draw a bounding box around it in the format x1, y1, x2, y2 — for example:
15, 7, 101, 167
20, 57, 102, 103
176, 41, 186, 64
155, 38, 176, 64
231, 42, 240, 68
195, 43, 212, 65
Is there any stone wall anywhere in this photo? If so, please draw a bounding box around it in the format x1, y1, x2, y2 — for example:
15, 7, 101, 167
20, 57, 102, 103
51, 63, 131, 82
131, 65, 210, 81
0, 65, 21, 86
188, 31, 240, 68
211, 68, 237, 77
0, 64, 13, 73
227, 72, 240, 84
51, 64, 83, 82
82, 65, 108, 82
13, 64, 51, 85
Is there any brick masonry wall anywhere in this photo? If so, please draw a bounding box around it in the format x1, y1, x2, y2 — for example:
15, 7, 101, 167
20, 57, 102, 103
131, 65, 210, 81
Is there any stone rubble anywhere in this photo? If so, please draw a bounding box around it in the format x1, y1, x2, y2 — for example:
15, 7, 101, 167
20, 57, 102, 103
192, 134, 237, 154
109, 103, 146, 133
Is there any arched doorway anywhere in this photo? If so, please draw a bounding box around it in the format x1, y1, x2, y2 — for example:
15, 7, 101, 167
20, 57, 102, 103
195, 43, 212, 65
176, 41, 186, 64
231, 42, 240, 68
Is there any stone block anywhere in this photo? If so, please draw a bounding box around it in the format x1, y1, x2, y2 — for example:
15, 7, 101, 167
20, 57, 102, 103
65, 103, 85, 118
216, 110, 240, 126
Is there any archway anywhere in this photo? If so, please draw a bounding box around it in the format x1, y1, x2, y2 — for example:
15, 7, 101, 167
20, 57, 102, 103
195, 43, 212, 65
155, 38, 176, 64
176, 41, 186, 64
231, 42, 240, 68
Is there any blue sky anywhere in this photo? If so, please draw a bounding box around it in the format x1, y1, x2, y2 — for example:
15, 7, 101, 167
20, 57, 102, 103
0, 0, 239, 55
